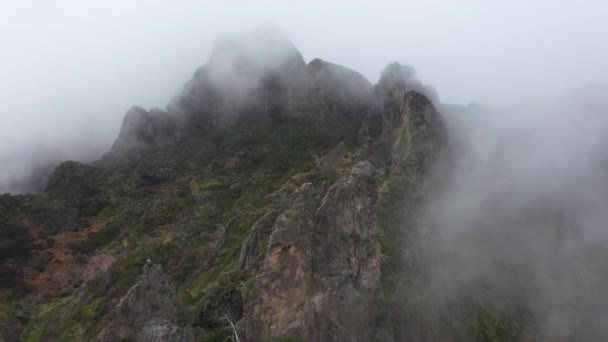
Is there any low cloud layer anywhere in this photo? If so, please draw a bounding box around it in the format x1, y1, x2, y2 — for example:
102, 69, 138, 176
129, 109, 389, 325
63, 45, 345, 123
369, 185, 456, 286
1, 1, 607, 194
421, 86, 608, 338
2, 2, 608, 338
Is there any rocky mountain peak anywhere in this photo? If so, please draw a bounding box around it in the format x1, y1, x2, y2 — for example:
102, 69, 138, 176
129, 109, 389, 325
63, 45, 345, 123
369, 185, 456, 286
0, 28, 451, 342
163, 27, 310, 134
110, 106, 177, 153
376, 61, 438, 102
207, 25, 306, 77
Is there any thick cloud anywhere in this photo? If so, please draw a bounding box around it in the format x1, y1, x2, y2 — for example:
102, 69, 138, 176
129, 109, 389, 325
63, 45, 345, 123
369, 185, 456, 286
0, 0, 607, 193
422, 85, 608, 338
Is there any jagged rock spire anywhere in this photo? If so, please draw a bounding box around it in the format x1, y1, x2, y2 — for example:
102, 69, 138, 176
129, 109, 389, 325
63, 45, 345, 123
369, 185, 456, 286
376, 62, 438, 102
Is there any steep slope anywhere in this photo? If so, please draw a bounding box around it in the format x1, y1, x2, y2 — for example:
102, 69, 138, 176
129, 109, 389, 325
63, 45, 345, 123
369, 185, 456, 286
0, 29, 445, 342
102, 263, 193, 342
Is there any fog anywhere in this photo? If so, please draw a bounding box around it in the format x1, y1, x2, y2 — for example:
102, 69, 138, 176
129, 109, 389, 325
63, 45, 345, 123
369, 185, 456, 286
2, 1, 608, 338
415, 85, 608, 338
1, 1, 608, 193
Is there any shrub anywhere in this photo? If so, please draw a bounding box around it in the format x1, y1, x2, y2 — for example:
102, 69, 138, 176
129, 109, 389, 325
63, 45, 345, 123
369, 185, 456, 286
69, 224, 120, 254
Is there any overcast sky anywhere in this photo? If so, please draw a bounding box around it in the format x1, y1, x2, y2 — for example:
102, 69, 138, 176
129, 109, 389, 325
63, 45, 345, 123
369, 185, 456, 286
1, 0, 607, 192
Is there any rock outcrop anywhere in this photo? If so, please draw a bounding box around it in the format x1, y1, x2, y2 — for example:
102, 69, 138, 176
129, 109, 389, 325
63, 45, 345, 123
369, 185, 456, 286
1, 28, 450, 342
114, 27, 378, 151
172, 26, 309, 132
111, 106, 179, 153
102, 263, 193, 342
304, 58, 373, 131
375, 62, 438, 103
243, 82, 446, 341
246, 168, 382, 342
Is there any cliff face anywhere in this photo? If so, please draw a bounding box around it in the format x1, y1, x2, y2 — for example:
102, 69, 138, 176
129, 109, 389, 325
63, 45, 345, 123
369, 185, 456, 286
0, 29, 446, 342
243, 88, 445, 341
243, 162, 381, 341
102, 263, 193, 342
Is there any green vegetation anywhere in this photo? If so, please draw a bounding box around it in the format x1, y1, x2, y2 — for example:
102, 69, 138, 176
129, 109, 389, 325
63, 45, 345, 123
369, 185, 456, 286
24, 320, 48, 342
0, 98, 537, 342
3, 115, 353, 339
21, 296, 72, 342
376, 164, 534, 341
0, 221, 34, 297
78, 297, 104, 320
69, 225, 120, 254
0, 222, 34, 261
271, 337, 307, 342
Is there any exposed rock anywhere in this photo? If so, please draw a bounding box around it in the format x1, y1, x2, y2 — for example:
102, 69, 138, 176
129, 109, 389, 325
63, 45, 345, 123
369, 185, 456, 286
303, 59, 373, 131
102, 263, 193, 342
111, 28, 379, 154
2, 28, 452, 342
239, 211, 279, 271
387, 91, 446, 170
111, 106, 178, 153
242, 82, 446, 341
308, 161, 381, 342
244, 160, 383, 341
374, 91, 447, 340
243, 183, 318, 340
319, 142, 346, 172
375, 62, 438, 103
367, 89, 445, 170
172, 26, 309, 132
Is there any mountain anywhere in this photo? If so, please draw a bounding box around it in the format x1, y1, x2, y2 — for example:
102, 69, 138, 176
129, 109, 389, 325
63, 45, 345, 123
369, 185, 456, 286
3, 28, 606, 342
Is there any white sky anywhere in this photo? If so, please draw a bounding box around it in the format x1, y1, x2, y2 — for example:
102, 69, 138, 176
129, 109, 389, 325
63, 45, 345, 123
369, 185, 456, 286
0, 0, 607, 190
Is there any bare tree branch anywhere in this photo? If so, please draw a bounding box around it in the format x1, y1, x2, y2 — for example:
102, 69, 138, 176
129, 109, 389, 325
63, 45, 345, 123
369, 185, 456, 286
313, 154, 322, 168
222, 313, 241, 342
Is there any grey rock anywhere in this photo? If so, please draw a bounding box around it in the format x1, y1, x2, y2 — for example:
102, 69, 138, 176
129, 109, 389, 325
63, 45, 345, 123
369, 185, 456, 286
319, 142, 346, 172
242, 183, 318, 340
239, 211, 279, 271
243, 86, 446, 341
375, 62, 438, 103
173, 26, 309, 131
111, 106, 178, 153
102, 263, 193, 342
302, 58, 373, 131
244, 165, 382, 342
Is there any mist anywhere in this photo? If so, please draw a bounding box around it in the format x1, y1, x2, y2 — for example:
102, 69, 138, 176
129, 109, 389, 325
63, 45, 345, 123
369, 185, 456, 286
418, 86, 608, 338
2, 2, 608, 340
2, 1, 608, 193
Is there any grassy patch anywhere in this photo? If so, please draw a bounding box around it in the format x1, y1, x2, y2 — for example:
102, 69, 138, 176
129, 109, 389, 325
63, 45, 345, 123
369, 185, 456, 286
79, 297, 104, 320
25, 319, 48, 342
271, 337, 307, 342
190, 267, 218, 299
200, 180, 224, 191
22, 296, 72, 342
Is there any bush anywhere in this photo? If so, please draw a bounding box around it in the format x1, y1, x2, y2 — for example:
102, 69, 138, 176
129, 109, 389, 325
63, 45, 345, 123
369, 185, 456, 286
0, 221, 34, 295
0, 222, 34, 260
69, 224, 120, 254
